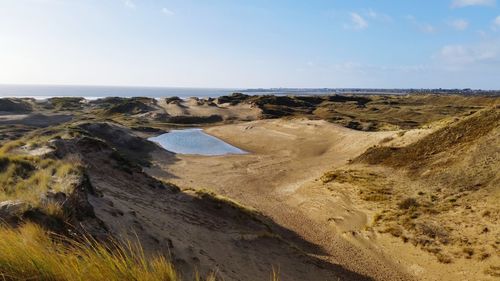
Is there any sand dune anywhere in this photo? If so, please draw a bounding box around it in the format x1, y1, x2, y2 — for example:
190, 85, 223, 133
1, 95, 498, 281
147, 107, 499, 280
147, 119, 414, 280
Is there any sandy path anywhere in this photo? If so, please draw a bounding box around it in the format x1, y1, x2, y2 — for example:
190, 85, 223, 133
148, 118, 415, 280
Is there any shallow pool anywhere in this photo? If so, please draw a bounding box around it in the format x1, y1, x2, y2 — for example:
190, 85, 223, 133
149, 128, 247, 156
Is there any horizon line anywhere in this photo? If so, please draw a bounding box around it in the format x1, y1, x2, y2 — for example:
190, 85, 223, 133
0, 83, 498, 92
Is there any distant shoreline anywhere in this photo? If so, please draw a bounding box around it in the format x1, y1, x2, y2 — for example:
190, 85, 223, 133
0, 84, 498, 99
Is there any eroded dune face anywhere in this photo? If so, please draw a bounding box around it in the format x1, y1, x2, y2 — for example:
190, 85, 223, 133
0, 95, 498, 281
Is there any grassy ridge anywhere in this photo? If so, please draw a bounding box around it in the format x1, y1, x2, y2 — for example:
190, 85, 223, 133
0, 133, 84, 204
0, 152, 80, 203
354, 107, 499, 169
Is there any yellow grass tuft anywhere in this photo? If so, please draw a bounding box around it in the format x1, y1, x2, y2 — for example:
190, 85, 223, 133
0, 152, 80, 204
0, 223, 200, 281
0, 140, 26, 154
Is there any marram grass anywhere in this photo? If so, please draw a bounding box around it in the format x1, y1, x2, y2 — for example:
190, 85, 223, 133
0, 224, 280, 281
0, 223, 212, 281
0, 153, 80, 203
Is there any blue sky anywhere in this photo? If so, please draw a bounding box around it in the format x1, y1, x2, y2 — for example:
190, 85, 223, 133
0, 0, 499, 89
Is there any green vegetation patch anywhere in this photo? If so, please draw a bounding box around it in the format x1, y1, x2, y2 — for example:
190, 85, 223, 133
48, 97, 85, 111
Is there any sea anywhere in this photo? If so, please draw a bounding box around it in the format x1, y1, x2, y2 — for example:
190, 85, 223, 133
0, 84, 361, 99
0, 84, 426, 99
0, 84, 241, 99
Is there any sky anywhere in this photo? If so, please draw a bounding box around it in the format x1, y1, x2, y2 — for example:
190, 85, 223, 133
0, 0, 499, 89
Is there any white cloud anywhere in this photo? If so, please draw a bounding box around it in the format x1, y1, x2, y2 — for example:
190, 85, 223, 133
366, 9, 392, 22
161, 7, 174, 16
494, 15, 500, 29
124, 0, 135, 9
448, 19, 469, 30
451, 0, 496, 8
440, 45, 473, 64
438, 41, 500, 67
346, 13, 368, 30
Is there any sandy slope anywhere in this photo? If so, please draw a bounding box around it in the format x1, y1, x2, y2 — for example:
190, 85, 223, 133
158, 97, 261, 121
147, 118, 416, 280
77, 135, 372, 281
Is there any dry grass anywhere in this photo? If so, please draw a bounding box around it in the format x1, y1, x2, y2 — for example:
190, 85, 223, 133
484, 265, 500, 277
320, 165, 499, 266
339, 108, 500, 267
0, 153, 80, 203
0, 223, 187, 281
355, 107, 499, 170
312, 94, 497, 131
321, 169, 393, 202
0, 138, 82, 226
0, 140, 26, 154
0, 222, 283, 281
